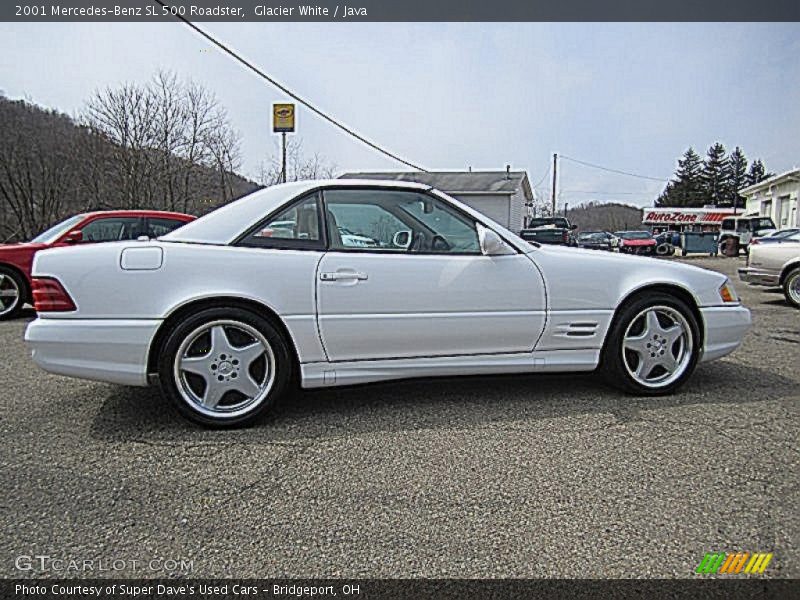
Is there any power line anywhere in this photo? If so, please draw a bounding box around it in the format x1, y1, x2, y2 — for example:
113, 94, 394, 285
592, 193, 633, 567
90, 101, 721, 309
532, 165, 551, 189
153, 0, 428, 172
559, 155, 667, 182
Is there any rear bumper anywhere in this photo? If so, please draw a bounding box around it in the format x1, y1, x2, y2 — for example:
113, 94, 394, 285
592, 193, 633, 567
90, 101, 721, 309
24, 318, 161, 386
699, 305, 751, 363
738, 266, 780, 287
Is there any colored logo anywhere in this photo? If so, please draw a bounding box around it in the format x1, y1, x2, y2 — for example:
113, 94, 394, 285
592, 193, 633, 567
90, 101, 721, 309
696, 552, 773, 574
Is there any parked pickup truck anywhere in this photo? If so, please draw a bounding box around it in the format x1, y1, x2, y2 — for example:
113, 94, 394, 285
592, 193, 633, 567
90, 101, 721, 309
519, 217, 578, 246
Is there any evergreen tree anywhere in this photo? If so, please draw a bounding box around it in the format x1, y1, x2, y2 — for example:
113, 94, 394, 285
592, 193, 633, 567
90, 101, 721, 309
702, 142, 730, 206
655, 146, 773, 207
746, 159, 772, 186
671, 147, 704, 207
727, 146, 748, 207
655, 181, 674, 207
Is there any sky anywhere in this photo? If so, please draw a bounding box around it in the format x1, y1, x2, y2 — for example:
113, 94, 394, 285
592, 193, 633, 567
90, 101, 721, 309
1, 22, 798, 209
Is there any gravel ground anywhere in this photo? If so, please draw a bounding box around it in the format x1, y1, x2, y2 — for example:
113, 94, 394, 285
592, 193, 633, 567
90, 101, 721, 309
0, 256, 797, 579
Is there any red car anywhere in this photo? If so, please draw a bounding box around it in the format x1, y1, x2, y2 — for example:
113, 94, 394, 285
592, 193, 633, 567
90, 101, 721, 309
0, 210, 195, 320
615, 230, 657, 255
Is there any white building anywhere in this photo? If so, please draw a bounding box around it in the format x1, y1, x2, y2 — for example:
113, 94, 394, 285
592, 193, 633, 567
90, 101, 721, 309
739, 169, 800, 230
340, 170, 534, 233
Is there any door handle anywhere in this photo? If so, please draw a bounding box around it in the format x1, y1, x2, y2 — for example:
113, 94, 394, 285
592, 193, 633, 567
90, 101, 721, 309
320, 271, 368, 281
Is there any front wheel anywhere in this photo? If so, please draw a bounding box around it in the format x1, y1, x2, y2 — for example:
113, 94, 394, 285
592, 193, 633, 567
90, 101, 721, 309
783, 268, 800, 309
157, 307, 292, 427
601, 292, 700, 395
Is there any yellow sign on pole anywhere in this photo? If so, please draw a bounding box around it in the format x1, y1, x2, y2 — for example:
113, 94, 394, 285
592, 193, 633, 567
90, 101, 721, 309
273, 103, 295, 133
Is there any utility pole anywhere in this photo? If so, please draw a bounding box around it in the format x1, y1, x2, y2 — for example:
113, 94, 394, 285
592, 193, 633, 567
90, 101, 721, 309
281, 132, 287, 183
564, 202, 568, 218
551, 153, 558, 216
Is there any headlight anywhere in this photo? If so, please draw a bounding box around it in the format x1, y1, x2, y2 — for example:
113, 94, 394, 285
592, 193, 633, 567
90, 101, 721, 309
719, 279, 739, 303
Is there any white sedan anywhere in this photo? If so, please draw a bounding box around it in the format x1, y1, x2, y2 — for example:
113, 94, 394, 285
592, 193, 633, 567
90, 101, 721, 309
25, 180, 751, 427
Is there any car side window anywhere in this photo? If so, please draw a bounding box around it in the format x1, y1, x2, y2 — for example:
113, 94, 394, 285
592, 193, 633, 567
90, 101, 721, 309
80, 217, 143, 242
239, 192, 323, 250
147, 217, 187, 238
324, 189, 481, 254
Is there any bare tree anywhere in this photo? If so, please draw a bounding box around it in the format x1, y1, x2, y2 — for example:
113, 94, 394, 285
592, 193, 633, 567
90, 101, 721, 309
0, 76, 254, 241
258, 137, 337, 186
83, 70, 244, 213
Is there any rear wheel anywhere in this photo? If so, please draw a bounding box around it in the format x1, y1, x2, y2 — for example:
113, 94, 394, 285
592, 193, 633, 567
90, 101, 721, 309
783, 268, 800, 309
0, 266, 26, 321
602, 292, 700, 395
157, 307, 292, 427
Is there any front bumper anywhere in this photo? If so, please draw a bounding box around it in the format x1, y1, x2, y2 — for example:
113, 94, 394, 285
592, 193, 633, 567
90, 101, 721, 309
25, 318, 161, 386
738, 266, 780, 287
699, 305, 751, 363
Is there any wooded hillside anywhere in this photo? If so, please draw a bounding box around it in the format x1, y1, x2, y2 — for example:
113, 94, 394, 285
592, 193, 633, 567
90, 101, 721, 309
0, 74, 258, 242
566, 201, 644, 232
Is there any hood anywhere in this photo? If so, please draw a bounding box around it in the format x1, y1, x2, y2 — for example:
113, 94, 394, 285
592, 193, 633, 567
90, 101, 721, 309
0, 241, 47, 253
530, 243, 725, 278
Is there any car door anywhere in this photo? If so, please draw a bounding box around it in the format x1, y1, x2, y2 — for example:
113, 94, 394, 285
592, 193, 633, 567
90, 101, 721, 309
315, 187, 546, 362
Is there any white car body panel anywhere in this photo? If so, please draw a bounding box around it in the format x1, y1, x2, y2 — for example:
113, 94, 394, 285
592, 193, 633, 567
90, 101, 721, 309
316, 251, 545, 360
25, 180, 751, 390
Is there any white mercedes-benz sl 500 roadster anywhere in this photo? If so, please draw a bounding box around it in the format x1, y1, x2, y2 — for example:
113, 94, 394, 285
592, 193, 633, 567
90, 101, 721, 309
25, 180, 751, 426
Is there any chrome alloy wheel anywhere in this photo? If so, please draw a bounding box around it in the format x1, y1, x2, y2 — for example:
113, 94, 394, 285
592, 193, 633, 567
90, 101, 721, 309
0, 273, 21, 317
622, 305, 693, 389
788, 272, 800, 305
173, 320, 276, 419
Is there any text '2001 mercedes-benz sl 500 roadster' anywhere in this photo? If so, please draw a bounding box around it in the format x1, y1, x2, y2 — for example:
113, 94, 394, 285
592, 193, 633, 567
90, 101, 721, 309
25, 180, 751, 427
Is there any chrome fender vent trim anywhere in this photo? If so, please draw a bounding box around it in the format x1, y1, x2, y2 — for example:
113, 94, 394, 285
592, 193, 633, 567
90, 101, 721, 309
553, 321, 599, 338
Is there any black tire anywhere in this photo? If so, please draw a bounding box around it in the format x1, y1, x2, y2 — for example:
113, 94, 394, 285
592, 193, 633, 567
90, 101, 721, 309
783, 268, 800, 309
601, 292, 700, 395
0, 265, 27, 321
157, 307, 292, 427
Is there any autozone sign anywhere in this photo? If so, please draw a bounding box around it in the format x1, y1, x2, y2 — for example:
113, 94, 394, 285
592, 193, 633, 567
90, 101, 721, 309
643, 208, 736, 225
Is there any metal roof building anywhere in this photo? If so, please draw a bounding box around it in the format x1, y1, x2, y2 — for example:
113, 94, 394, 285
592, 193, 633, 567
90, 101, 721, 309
339, 170, 533, 233
739, 168, 800, 229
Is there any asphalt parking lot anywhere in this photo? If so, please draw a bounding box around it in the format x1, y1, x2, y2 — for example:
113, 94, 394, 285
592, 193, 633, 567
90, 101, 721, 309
0, 256, 797, 579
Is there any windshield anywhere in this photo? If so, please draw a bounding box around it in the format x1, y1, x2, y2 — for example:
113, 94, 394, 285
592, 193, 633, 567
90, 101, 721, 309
752, 218, 775, 230
30, 214, 85, 244
619, 231, 651, 240
773, 229, 799, 239
528, 218, 569, 228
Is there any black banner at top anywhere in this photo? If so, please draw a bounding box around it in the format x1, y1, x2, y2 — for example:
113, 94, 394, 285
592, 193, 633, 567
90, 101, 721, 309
3, 0, 800, 22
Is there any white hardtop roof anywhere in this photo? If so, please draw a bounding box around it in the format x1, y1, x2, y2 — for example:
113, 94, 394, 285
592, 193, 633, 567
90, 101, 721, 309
162, 179, 432, 245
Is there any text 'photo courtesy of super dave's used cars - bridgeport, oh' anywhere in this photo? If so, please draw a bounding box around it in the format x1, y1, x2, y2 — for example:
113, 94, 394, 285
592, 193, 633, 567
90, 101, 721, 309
23, 180, 751, 427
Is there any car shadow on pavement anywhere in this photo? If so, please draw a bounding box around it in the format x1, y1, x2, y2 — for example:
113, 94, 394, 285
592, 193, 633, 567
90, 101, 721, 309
6, 307, 36, 320
89, 359, 796, 445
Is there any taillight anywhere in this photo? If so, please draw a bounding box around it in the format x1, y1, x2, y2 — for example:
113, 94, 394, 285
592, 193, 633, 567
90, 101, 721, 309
751, 238, 760, 245
31, 277, 76, 312
562, 231, 569, 243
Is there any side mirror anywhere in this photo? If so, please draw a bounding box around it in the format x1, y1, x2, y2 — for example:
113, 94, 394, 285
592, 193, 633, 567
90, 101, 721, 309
570, 224, 578, 230
478, 224, 514, 256
393, 230, 412, 249
64, 230, 83, 243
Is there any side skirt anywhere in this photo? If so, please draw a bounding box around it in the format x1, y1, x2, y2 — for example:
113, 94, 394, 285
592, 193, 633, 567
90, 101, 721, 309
300, 348, 600, 389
